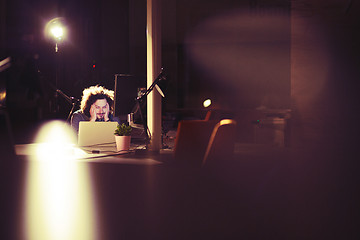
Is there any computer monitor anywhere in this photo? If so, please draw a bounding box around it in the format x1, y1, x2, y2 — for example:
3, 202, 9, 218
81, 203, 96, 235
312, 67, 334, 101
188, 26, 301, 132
113, 74, 145, 119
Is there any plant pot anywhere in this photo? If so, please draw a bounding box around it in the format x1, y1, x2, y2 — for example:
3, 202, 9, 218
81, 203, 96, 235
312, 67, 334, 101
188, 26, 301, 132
115, 135, 131, 151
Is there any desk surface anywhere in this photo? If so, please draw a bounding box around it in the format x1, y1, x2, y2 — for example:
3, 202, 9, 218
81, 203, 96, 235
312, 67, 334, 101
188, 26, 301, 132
15, 143, 173, 165
4, 142, 352, 239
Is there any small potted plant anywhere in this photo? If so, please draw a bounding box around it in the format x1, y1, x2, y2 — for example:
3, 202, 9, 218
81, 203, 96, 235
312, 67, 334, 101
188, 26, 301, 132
114, 123, 132, 151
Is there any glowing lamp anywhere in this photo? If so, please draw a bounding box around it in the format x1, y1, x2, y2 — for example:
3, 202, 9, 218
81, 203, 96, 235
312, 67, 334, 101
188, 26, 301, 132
50, 26, 64, 40
203, 99, 212, 108
45, 17, 67, 52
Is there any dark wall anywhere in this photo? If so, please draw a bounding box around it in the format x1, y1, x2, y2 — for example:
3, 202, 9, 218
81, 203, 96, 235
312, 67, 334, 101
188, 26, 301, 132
290, 0, 360, 148
1, 0, 147, 121
2, 0, 292, 122
162, 0, 291, 110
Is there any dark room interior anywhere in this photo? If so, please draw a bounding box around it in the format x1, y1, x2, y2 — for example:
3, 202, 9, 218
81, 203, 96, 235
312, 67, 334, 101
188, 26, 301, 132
1, 0, 360, 239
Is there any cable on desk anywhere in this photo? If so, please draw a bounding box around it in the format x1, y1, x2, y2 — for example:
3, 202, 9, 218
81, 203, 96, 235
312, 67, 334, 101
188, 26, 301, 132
80, 150, 136, 160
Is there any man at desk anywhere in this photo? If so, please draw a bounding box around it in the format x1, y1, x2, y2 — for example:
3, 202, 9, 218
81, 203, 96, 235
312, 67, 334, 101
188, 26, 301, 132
71, 85, 118, 133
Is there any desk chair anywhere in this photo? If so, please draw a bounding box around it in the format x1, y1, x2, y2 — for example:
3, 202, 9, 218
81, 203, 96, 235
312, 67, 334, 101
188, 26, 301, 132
202, 119, 237, 167
173, 119, 218, 167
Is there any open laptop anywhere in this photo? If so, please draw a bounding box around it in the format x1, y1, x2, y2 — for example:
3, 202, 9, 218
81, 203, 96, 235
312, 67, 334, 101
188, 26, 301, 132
78, 121, 118, 147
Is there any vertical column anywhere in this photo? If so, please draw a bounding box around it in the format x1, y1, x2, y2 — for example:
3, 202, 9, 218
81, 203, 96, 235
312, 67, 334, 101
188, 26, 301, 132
147, 0, 162, 151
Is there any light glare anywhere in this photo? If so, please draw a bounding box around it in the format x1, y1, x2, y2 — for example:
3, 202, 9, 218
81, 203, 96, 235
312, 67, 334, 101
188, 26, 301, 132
203, 99, 212, 108
50, 26, 64, 40
34, 120, 76, 145
23, 121, 99, 240
45, 17, 67, 43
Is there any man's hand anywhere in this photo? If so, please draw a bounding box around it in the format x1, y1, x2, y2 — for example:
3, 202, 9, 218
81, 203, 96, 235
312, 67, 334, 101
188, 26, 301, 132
89, 105, 97, 122
103, 103, 110, 122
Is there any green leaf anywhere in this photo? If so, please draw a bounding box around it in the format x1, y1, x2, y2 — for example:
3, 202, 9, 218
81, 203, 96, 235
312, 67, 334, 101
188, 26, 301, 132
114, 123, 132, 136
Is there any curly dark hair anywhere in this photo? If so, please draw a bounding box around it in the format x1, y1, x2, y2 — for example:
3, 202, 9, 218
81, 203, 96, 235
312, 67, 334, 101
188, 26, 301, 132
80, 85, 114, 117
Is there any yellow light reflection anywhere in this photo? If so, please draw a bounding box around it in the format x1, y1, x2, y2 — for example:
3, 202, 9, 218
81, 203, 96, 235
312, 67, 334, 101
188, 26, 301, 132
203, 98, 212, 108
23, 121, 99, 240
0, 90, 6, 102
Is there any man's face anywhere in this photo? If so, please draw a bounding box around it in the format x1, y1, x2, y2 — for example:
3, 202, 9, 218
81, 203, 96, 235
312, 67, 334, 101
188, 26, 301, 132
92, 99, 108, 120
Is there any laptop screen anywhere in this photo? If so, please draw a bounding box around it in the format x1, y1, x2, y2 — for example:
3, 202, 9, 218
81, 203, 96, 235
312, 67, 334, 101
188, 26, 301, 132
78, 121, 118, 147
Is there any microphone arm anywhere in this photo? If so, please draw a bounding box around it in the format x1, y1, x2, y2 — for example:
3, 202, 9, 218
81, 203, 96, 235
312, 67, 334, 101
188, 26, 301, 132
133, 68, 166, 146
0, 57, 11, 72
56, 89, 80, 104
55, 89, 80, 122
137, 68, 166, 101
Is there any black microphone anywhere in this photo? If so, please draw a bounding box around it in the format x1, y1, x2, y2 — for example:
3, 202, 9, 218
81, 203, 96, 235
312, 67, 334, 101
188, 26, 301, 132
155, 68, 167, 97
158, 68, 167, 81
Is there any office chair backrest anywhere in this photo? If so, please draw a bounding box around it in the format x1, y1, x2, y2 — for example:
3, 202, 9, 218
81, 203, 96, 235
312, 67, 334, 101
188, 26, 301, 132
202, 119, 237, 167
173, 119, 218, 167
